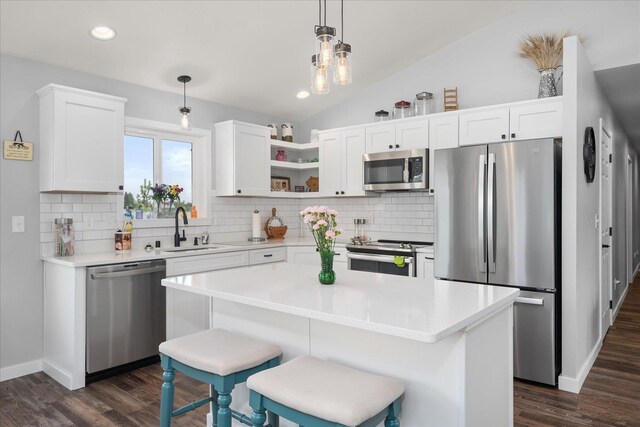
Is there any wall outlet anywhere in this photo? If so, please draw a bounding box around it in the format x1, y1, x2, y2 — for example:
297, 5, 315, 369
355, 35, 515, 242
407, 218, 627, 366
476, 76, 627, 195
12, 216, 25, 233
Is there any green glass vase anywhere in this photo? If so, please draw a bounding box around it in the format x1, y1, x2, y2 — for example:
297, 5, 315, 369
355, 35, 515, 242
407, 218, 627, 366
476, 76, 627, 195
318, 250, 336, 285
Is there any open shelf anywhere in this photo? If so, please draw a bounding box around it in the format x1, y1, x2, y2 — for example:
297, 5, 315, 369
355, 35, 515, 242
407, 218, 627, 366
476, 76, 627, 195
269, 140, 319, 151
270, 160, 319, 170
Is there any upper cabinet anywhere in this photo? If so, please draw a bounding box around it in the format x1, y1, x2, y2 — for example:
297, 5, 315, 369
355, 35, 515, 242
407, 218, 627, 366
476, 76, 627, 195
215, 120, 270, 196
509, 100, 563, 141
459, 107, 510, 146
365, 119, 429, 153
320, 128, 366, 196
429, 114, 459, 150
459, 98, 563, 146
37, 84, 127, 193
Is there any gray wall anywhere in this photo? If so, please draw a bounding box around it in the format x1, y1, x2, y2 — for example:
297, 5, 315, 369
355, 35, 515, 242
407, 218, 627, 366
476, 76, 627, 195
0, 54, 286, 371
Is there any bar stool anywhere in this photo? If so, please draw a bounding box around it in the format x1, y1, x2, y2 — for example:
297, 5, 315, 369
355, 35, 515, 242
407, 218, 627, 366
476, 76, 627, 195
159, 328, 281, 427
247, 356, 405, 427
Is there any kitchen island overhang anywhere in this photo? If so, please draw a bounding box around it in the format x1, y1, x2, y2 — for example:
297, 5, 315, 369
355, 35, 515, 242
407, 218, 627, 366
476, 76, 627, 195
163, 263, 519, 426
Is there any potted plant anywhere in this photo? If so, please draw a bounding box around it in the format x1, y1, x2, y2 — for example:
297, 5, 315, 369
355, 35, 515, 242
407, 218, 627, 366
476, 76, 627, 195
300, 206, 342, 284
166, 184, 184, 212
151, 183, 167, 218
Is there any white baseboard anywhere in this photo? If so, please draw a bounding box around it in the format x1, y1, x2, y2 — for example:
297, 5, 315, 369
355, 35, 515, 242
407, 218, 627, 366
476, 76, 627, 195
613, 283, 629, 321
558, 340, 602, 394
0, 359, 43, 382
633, 262, 639, 282
42, 360, 74, 389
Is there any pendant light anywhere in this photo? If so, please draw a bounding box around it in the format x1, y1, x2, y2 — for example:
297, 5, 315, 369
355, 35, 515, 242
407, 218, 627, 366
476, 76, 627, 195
177, 75, 192, 130
314, 0, 336, 70
311, 54, 330, 94
334, 0, 352, 85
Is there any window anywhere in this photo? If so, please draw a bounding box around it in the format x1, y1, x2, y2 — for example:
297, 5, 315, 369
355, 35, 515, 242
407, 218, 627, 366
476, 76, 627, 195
123, 118, 211, 223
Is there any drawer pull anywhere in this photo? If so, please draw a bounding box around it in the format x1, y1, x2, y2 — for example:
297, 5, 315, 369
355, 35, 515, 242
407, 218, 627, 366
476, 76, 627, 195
514, 297, 544, 306
334, 253, 341, 256
263, 254, 273, 258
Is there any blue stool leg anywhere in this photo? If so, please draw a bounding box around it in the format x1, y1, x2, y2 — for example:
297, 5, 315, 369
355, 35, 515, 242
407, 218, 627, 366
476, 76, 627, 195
210, 385, 219, 427
249, 390, 266, 427
267, 410, 279, 427
160, 356, 175, 427
384, 399, 401, 427
217, 390, 233, 427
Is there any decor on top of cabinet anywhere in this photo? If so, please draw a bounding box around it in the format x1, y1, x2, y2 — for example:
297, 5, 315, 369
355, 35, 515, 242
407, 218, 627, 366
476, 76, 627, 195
281, 123, 293, 142
519, 32, 572, 98
414, 92, 434, 116
306, 176, 319, 192
271, 176, 290, 192
177, 75, 192, 130
393, 101, 412, 119
444, 87, 459, 111
300, 206, 342, 285
268, 123, 278, 140
374, 110, 389, 122
265, 208, 288, 240
3, 131, 33, 161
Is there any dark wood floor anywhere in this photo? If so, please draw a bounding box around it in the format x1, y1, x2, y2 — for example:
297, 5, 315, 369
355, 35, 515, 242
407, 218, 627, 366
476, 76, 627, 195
2, 277, 639, 426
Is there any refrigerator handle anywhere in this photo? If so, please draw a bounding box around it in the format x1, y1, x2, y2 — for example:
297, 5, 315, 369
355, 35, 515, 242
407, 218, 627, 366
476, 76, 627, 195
478, 154, 487, 273
488, 152, 496, 273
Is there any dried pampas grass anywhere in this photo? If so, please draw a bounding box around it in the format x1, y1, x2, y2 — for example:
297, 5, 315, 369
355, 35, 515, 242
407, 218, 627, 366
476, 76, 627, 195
520, 32, 571, 70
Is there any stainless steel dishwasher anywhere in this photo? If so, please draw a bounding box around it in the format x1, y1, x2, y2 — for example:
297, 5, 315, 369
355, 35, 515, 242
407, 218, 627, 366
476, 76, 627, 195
86, 260, 166, 378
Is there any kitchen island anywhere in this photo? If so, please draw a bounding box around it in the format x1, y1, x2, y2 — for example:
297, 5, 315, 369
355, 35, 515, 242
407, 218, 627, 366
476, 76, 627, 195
162, 263, 519, 427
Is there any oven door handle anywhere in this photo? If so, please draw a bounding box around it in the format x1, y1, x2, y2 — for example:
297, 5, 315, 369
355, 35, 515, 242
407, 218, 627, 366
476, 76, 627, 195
347, 253, 414, 276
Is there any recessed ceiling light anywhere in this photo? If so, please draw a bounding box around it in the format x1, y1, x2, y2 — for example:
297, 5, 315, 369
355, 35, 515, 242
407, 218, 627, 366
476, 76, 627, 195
296, 90, 310, 99
89, 26, 116, 41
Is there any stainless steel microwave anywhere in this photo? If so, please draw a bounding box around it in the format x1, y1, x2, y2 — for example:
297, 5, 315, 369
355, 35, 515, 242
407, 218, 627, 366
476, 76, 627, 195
363, 148, 429, 191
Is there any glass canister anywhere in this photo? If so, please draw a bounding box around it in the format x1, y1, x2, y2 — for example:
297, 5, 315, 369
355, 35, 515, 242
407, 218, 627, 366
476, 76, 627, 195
414, 92, 434, 116
374, 110, 390, 122
55, 218, 74, 257
393, 101, 412, 119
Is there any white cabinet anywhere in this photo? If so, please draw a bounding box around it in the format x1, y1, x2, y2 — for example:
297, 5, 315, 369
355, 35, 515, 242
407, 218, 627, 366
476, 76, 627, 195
287, 244, 348, 270
249, 247, 286, 265
165, 251, 249, 340
37, 84, 126, 193
365, 123, 396, 153
416, 253, 434, 281
395, 119, 429, 150
215, 120, 270, 196
320, 128, 366, 196
459, 107, 510, 146
430, 114, 459, 150
509, 100, 563, 140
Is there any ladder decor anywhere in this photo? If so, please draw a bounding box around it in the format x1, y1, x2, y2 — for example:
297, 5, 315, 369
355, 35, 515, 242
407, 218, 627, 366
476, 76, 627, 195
444, 87, 459, 112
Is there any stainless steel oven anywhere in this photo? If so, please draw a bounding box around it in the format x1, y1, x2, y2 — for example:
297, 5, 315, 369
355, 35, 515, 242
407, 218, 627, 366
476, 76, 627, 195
346, 240, 432, 277
363, 149, 429, 191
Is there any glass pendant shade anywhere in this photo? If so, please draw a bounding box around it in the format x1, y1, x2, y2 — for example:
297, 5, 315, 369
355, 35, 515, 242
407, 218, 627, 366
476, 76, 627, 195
334, 43, 352, 85
310, 55, 330, 95
179, 107, 191, 130
315, 26, 336, 69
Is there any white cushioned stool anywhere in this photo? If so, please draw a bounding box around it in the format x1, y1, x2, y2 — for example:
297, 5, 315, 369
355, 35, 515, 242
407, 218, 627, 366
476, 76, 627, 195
247, 355, 404, 427
159, 328, 281, 427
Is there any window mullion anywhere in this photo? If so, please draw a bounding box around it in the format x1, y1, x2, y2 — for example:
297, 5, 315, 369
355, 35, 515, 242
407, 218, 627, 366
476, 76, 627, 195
154, 136, 162, 184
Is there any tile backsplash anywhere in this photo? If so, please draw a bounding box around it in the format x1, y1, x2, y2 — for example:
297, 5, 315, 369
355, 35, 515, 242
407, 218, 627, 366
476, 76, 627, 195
40, 191, 434, 255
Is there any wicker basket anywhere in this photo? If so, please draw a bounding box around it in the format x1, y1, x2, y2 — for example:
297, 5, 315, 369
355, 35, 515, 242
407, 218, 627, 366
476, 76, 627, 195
264, 208, 288, 239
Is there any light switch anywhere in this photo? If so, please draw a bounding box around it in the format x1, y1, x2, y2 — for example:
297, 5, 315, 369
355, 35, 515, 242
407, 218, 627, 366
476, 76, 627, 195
12, 216, 25, 233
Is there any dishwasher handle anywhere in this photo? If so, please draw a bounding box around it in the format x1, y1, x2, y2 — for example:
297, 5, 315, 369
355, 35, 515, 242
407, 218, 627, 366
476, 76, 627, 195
90, 265, 166, 280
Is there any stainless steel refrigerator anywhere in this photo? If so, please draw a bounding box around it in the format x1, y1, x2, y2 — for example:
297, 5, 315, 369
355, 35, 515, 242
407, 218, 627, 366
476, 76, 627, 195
434, 138, 561, 386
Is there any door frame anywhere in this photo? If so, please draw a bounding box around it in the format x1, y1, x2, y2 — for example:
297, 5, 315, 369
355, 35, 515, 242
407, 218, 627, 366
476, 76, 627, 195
598, 118, 613, 341
627, 154, 633, 285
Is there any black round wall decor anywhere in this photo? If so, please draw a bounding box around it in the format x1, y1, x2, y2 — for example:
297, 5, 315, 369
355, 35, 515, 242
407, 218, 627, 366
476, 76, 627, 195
583, 126, 596, 183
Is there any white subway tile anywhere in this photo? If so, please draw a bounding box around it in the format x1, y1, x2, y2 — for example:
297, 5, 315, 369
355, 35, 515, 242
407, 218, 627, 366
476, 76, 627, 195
82, 195, 103, 203
51, 203, 73, 213
82, 231, 102, 240
62, 194, 83, 203
40, 194, 61, 203
73, 203, 93, 212
40, 203, 52, 213
40, 212, 62, 222
92, 203, 111, 212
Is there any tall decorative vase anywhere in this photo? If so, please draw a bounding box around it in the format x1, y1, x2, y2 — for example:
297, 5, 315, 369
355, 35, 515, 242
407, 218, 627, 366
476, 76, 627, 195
538, 68, 557, 98
318, 250, 336, 285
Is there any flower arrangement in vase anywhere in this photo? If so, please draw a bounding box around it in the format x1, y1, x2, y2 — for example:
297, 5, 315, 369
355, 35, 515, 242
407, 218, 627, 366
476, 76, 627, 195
519, 32, 575, 98
167, 185, 184, 211
300, 206, 342, 284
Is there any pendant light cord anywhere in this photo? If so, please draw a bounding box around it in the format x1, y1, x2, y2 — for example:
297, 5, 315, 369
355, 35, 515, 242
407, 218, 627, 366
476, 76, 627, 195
183, 81, 186, 108
341, 0, 344, 42
323, 0, 327, 26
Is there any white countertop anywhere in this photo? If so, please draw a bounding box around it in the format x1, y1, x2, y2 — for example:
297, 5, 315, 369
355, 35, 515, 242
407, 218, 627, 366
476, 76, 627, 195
162, 263, 518, 343
41, 236, 346, 267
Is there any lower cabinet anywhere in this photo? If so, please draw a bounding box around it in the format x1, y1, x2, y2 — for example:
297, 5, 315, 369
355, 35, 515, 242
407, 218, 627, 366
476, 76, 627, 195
416, 253, 434, 281
166, 248, 287, 340
286, 244, 347, 270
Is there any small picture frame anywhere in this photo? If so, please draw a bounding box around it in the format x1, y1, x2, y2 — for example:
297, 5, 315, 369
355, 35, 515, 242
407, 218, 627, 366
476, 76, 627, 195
271, 176, 291, 192
294, 185, 305, 193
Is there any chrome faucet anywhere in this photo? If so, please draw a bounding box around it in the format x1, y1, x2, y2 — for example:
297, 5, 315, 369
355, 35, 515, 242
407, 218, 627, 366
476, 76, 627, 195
174, 207, 188, 247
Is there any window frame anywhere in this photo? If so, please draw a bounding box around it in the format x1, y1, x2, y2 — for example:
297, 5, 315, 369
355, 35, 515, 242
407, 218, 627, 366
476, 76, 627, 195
122, 117, 212, 228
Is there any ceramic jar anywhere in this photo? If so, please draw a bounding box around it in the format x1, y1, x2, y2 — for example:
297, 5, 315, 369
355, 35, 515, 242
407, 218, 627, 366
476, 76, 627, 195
281, 123, 293, 142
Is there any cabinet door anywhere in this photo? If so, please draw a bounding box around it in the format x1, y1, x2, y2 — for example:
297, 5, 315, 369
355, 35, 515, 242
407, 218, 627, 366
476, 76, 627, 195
416, 254, 434, 281
287, 246, 320, 266
459, 107, 509, 146
365, 123, 395, 153
430, 115, 459, 150
509, 100, 563, 141
52, 91, 124, 192
234, 123, 270, 196
395, 119, 429, 150
320, 131, 342, 195
341, 128, 366, 196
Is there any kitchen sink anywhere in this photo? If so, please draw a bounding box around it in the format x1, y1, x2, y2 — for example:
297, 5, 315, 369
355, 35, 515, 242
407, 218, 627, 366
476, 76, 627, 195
161, 246, 221, 253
